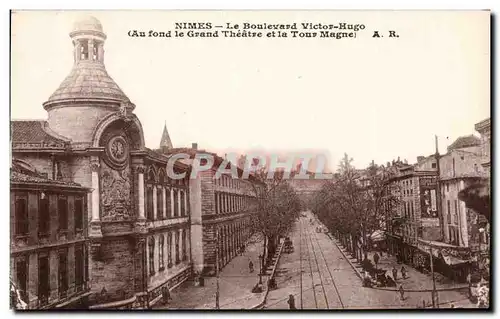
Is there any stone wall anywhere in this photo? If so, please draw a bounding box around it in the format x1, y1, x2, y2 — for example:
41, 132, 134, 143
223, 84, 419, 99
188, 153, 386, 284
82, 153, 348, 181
47, 106, 112, 144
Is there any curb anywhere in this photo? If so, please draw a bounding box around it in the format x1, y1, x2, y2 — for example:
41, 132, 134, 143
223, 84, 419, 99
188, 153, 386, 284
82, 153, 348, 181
327, 233, 363, 281
250, 242, 285, 309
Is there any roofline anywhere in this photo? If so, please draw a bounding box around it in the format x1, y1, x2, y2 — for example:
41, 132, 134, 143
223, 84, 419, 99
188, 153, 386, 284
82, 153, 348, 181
10, 119, 46, 122
11, 181, 91, 191
440, 176, 484, 182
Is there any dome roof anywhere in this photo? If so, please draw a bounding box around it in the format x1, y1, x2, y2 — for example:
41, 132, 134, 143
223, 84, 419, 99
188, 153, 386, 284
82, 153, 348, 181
72, 16, 103, 33
44, 62, 131, 105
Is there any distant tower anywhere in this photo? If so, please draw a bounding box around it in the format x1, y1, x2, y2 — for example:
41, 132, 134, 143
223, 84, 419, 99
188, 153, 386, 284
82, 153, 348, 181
159, 121, 173, 152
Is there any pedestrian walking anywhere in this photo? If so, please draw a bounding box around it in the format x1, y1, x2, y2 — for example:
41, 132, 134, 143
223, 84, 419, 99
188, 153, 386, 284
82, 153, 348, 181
466, 272, 472, 298
374, 252, 380, 269
162, 285, 172, 304
401, 266, 407, 279
287, 294, 296, 310
249, 260, 254, 273
399, 284, 405, 301
392, 267, 398, 281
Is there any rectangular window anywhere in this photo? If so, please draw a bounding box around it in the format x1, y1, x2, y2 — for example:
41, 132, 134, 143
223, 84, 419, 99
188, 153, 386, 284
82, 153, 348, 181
447, 200, 451, 221
180, 191, 185, 216
157, 188, 163, 220
75, 245, 84, 291
38, 255, 49, 305
58, 249, 68, 296
149, 237, 155, 275
182, 229, 187, 261
175, 231, 180, 264
215, 192, 219, 214
174, 190, 179, 217
166, 189, 171, 218
15, 196, 29, 236
159, 235, 165, 270
454, 200, 459, 224
146, 186, 154, 220
74, 197, 83, 232
167, 232, 173, 268
58, 196, 68, 231
16, 258, 28, 303
39, 195, 50, 235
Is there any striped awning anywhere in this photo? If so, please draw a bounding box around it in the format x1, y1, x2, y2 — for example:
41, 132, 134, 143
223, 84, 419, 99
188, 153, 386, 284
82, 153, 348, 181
370, 230, 386, 242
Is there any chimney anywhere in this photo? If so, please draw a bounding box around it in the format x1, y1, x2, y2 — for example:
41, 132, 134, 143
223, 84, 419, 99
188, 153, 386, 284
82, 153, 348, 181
191, 142, 198, 150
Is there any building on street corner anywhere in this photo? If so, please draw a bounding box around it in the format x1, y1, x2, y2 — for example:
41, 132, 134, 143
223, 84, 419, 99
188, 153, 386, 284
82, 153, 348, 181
10, 160, 91, 309
384, 130, 490, 284
10, 16, 192, 309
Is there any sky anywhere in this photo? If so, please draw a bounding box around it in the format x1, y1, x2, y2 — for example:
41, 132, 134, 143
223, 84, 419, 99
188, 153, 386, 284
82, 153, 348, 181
10, 10, 490, 171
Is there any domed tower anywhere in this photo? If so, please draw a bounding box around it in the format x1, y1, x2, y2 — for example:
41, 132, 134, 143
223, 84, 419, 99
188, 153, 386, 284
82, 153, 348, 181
43, 16, 135, 144
40, 16, 148, 308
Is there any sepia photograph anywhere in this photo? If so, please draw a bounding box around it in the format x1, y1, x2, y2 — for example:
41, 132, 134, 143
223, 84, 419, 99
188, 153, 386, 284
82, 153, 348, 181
9, 10, 490, 311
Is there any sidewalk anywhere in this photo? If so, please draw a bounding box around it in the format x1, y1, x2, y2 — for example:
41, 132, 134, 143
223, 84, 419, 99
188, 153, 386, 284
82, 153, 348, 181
155, 235, 268, 310
356, 249, 475, 308
364, 251, 467, 291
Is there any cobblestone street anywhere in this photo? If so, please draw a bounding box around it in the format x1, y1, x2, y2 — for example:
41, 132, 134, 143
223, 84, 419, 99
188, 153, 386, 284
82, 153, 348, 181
154, 235, 267, 310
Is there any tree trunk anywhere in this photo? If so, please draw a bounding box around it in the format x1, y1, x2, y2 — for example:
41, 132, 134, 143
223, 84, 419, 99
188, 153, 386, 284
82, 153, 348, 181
267, 235, 277, 265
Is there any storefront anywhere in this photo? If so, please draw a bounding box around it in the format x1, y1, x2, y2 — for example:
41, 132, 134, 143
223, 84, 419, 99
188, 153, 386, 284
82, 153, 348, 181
417, 240, 472, 283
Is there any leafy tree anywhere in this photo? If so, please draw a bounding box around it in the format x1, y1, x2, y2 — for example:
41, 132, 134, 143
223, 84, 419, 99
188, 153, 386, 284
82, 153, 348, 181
311, 154, 400, 259
246, 167, 302, 267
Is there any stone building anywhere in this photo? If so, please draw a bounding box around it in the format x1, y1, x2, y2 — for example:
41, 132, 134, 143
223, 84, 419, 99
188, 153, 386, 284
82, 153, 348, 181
384, 160, 439, 268
10, 159, 91, 309
162, 144, 260, 276
11, 16, 192, 309
475, 118, 491, 175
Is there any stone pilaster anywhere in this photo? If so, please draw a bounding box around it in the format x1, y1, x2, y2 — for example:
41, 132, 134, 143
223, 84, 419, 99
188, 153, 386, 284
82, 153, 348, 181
89, 157, 102, 238
152, 186, 157, 221
133, 164, 147, 234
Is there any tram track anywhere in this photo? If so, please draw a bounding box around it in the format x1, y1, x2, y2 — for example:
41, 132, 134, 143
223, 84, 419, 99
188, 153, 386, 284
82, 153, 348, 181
298, 216, 346, 309
308, 222, 346, 309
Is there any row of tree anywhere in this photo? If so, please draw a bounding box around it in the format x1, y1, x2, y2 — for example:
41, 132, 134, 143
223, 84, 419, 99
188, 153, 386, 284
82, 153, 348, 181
310, 153, 400, 261
247, 168, 303, 267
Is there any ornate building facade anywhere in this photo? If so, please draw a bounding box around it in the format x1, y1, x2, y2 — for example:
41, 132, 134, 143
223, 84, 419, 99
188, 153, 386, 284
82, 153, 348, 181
162, 145, 260, 276
11, 17, 191, 309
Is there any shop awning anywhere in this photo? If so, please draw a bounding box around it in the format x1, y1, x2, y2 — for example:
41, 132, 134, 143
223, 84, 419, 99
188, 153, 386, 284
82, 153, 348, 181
442, 254, 469, 266
370, 230, 386, 242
